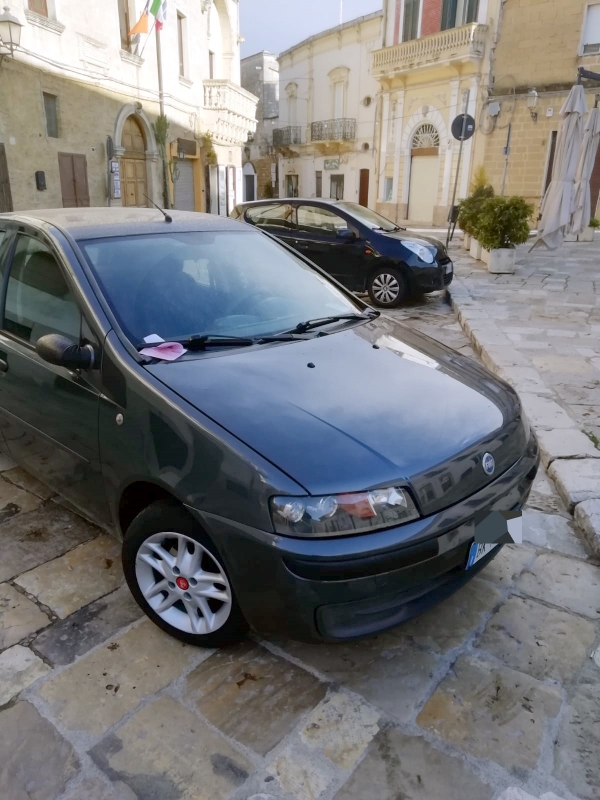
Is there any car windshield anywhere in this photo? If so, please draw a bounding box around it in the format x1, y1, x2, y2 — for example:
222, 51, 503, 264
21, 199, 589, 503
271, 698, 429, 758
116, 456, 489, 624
80, 229, 361, 344
335, 203, 400, 232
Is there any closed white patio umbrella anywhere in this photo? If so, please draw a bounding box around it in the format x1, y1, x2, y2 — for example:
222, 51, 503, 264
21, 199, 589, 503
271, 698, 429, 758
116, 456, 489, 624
570, 105, 600, 235
533, 85, 588, 250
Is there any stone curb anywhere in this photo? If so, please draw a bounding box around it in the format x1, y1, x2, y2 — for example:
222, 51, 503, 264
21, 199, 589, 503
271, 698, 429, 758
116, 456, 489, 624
447, 276, 600, 558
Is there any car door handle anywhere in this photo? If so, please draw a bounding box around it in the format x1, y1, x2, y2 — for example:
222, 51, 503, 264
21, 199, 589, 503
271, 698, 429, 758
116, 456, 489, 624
0, 359, 8, 373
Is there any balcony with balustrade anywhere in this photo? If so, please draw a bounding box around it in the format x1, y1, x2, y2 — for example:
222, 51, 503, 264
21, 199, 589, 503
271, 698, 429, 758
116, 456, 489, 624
371, 23, 488, 76
311, 118, 356, 142
203, 80, 258, 146
273, 126, 303, 148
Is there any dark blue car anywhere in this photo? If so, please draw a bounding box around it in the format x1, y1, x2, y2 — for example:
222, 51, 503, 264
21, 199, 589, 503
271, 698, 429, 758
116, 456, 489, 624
232, 199, 453, 307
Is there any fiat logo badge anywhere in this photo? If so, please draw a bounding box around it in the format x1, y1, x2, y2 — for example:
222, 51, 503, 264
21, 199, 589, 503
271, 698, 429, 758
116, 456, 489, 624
482, 453, 495, 476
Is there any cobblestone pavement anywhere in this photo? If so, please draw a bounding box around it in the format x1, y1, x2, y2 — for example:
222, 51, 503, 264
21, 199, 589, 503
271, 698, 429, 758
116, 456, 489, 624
447, 238, 600, 555
1, 293, 599, 800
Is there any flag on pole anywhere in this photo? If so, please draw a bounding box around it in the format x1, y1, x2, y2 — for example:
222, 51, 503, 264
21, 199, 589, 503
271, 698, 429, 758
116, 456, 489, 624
150, 0, 168, 31
128, 11, 149, 36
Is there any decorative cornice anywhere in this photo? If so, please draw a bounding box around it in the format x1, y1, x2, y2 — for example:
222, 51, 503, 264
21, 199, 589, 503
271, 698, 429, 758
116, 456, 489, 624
24, 9, 65, 35
179, 75, 194, 88
120, 49, 144, 67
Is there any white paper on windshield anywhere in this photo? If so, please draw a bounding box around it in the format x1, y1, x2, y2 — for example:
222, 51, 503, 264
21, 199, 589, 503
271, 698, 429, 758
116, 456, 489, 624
143, 334, 165, 344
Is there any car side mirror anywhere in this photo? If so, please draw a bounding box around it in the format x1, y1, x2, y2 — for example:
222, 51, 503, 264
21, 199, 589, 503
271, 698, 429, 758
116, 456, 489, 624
337, 228, 357, 242
36, 334, 96, 371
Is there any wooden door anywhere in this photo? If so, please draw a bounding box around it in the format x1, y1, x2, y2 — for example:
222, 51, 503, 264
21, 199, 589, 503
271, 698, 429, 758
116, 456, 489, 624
58, 153, 90, 208
359, 169, 369, 207
121, 116, 147, 207
408, 156, 439, 222
0, 144, 13, 213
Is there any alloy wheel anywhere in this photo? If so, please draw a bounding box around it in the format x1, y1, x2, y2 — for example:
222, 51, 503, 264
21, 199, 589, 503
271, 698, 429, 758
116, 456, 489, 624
371, 273, 400, 304
135, 531, 232, 635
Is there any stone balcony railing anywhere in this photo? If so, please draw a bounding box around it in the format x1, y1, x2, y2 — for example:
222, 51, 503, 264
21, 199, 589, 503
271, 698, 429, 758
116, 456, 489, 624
203, 79, 258, 146
372, 22, 488, 75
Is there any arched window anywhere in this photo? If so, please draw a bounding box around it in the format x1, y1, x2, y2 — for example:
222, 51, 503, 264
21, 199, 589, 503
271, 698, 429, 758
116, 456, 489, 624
411, 123, 440, 150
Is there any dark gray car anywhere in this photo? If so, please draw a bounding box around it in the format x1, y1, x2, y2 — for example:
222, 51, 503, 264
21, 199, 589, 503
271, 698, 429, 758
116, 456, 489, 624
0, 208, 538, 647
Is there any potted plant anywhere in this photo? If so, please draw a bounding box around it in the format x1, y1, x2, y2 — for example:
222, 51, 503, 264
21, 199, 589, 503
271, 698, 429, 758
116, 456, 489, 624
476, 196, 534, 273
457, 168, 495, 260
580, 216, 599, 242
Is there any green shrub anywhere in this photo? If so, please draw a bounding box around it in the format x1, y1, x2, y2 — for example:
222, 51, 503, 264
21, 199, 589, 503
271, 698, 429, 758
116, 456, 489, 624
589, 217, 600, 229
476, 196, 534, 251
457, 184, 495, 237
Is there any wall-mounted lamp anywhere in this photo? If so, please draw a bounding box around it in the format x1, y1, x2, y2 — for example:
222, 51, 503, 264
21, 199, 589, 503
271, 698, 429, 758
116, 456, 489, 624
527, 89, 539, 123
0, 5, 23, 57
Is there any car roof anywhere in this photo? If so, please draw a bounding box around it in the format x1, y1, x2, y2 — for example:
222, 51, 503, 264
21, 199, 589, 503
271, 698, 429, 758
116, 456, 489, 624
236, 198, 349, 209
0, 207, 246, 241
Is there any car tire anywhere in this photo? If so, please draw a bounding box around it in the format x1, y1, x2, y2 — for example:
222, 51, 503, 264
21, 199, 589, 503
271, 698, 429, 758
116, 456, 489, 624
122, 500, 249, 648
367, 267, 408, 308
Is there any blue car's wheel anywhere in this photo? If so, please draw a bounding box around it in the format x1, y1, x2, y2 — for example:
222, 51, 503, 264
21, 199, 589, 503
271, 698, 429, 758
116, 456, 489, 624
368, 267, 407, 308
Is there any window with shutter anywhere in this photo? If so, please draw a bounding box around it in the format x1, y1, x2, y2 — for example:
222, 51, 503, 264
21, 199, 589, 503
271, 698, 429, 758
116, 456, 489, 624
583, 4, 600, 54
28, 0, 48, 17
43, 94, 59, 139
403, 0, 420, 41
58, 153, 90, 208
442, 0, 478, 29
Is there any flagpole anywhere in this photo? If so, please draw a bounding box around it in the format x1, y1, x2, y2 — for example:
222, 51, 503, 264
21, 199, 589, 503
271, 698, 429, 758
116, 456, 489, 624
155, 24, 165, 118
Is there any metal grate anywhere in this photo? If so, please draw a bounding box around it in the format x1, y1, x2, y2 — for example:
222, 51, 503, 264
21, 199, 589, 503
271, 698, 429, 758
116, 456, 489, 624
412, 123, 440, 149
273, 126, 302, 147
311, 118, 356, 142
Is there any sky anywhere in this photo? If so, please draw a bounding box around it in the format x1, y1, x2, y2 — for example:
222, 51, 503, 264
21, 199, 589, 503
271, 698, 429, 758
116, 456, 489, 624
240, 0, 383, 58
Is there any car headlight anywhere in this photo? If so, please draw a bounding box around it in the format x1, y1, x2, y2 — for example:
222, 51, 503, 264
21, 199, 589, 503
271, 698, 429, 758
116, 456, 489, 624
270, 486, 420, 538
402, 241, 435, 264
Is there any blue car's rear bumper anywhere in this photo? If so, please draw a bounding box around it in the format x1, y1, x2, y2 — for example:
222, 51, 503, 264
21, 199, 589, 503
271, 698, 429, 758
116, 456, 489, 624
191, 433, 539, 642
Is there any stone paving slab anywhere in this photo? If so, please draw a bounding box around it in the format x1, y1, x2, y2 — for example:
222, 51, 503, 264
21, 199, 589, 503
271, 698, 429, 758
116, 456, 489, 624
32, 584, 142, 667
0, 643, 51, 706
0, 478, 44, 523
516, 552, 600, 619
574, 499, 600, 556
15, 534, 123, 619
475, 595, 597, 682
548, 459, 600, 510
2, 467, 55, 500
266, 742, 337, 800
89, 694, 254, 800
37, 619, 198, 738
0, 701, 80, 800
333, 727, 494, 800
0, 581, 50, 649
536, 429, 600, 468
416, 654, 563, 771
59, 776, 118, 800
0, 504, 98, 583
185, 641, 327, 757
524, 510, 589, 559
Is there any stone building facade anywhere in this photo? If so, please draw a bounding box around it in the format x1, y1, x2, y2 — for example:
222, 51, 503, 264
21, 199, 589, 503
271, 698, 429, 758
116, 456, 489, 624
275, 12, 382, 207
240, 50, 279, 201
0, 0, 257, 214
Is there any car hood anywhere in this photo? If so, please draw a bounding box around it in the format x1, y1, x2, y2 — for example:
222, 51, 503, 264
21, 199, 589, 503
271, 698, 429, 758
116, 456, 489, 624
145, 317, 526, 516
380, 232, 447, 259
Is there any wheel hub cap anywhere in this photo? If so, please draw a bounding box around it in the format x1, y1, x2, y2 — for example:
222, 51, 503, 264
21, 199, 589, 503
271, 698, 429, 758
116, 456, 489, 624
372, 273, 400, 303
135, 531, 232, 636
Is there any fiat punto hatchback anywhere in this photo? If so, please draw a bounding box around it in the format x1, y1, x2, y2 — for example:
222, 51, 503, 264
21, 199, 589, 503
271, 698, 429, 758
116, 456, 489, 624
0, 208, 538, 647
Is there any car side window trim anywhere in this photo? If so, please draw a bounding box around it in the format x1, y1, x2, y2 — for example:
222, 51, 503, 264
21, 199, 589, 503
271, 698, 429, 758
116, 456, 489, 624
0, 227, 19, 331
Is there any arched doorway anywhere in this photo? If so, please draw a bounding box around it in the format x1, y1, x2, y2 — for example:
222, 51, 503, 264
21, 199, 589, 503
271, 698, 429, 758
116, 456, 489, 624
121, 116, 148, 207
243, 162, 257, 201
408, 123, 440, 222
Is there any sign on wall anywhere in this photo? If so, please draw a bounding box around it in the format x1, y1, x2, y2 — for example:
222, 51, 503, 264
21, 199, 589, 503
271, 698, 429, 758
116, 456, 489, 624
324, 158, 340, 170
111, 160, 121, 200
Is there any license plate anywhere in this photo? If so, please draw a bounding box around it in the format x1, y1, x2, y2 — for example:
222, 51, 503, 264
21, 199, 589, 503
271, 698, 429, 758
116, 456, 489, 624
445, 261, 453, 274
466, 542, 499, 569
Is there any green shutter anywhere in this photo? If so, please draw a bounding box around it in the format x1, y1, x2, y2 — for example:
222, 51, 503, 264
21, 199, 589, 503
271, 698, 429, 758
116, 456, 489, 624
403, 0, 420, 41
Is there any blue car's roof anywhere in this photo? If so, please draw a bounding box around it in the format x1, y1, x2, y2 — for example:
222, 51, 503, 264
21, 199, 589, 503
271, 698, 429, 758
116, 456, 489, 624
0, 207, 246, 241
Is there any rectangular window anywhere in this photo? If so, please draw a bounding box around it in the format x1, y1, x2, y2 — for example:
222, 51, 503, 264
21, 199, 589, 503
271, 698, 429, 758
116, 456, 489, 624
117, 0, 131, 51
28, 0, 48, 17
442, 0, 478, 30
333, 82, 344, 119
583, 4, 600, 54
384, 176, 394, 202
209, 51, 215, 79
43, 93, 59, 139
285, 174, 299, 198
330, 174, 344, 201
315, 171, 322, 198
58, 153, 90, 208
403, 0, 420, 41
177, 13, 187, 77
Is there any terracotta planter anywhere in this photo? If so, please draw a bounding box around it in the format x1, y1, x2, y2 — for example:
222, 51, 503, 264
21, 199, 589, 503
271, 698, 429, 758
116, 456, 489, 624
463, 233, 472, 249
579, 227, 595, 242
488, 247, 516, 274
470, 238, 482, 261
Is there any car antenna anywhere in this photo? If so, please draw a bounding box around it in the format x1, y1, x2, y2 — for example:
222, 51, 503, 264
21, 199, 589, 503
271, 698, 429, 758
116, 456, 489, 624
144, 194, 172, 223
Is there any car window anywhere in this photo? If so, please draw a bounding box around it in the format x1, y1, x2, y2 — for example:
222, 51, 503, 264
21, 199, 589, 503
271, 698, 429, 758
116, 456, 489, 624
4, 234, 80, 344
245, 204, 296, 231
0, 230, 9, 281
297, 206, 349, 238
79, 230, 360, 344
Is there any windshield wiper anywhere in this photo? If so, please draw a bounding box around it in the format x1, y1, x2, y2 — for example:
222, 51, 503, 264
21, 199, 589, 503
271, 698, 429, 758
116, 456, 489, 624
374, 225, 406, 232
290, 312, 378, 335
186, 334, 256, 350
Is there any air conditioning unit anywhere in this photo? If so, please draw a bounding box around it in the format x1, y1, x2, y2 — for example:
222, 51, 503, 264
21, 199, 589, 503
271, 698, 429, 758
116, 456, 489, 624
583, 42, 600, 55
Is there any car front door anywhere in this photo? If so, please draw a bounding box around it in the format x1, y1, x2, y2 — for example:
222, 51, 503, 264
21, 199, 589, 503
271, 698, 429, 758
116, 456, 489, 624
0, 228, 108, 526
244, 203, 297, 248
294, 205, 367, 290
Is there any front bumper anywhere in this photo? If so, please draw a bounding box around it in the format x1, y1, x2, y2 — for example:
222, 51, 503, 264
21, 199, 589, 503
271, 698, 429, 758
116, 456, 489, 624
410, 257, 453, 293
192, 433, 538, 642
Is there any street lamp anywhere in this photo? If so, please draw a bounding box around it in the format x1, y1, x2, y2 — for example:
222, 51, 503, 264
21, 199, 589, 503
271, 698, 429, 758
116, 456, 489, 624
0, 5, 22, 57
527, 88, 539, 123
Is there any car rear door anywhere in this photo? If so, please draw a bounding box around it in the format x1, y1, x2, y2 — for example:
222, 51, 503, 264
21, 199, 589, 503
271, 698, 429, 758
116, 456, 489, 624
294, 204, 367, 290
244, 203, 298, 247
0, 225, 109, 526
